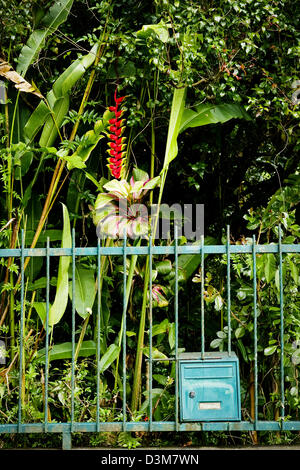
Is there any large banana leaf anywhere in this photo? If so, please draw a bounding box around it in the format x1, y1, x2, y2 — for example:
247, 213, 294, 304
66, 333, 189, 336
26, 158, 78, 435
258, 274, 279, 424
33, 203, 71, 326
162, 87, 187, 169
39, 95, 70, 147
24, 45, 98, 147
37, 340, 120, 368
37, 340, 96, 362
17, 0, 74, 77
162, 88, 251, 172
68, 264, 96, 319
179, 103, 251, 133
23, 100, 51, 143
41, 45, 98, 147
52, 44, 98, 98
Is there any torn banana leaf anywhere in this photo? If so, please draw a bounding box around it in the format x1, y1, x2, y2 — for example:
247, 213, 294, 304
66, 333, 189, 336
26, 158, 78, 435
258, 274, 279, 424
0, 59, 43, 99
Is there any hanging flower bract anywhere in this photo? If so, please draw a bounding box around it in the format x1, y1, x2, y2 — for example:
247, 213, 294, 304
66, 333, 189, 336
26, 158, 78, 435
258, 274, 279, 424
106, 89, 127, 179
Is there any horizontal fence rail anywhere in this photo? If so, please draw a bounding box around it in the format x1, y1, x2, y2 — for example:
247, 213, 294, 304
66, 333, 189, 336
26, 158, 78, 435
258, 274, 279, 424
0, 228, 299, 449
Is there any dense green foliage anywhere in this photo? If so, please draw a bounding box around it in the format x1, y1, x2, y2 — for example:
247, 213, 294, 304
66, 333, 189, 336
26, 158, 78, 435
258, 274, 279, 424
0, 0, 299, 448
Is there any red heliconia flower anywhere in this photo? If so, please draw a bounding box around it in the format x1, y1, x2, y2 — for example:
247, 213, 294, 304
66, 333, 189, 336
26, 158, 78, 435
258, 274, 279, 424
107, 89, 127, 179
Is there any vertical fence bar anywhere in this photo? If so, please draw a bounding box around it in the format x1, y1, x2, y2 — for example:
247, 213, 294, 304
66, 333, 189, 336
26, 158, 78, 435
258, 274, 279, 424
278, 226, 285, 420
71, 228, 76, 432
174, 227, 179, 431
96, 238, 101, 432
149, 234, 153, 431
252, 235, 258, 429
227, 226, 231, 355
201, 234, 205, 359
18, 230, 25, 433
122, 231, 127, 431
44, 237, 50, 432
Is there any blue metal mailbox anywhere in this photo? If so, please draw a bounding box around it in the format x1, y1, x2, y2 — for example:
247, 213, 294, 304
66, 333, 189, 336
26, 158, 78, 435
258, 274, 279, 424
179, 352, 241, 422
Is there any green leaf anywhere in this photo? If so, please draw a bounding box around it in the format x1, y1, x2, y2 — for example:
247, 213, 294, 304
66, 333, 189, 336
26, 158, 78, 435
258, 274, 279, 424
168, 322, 175, 350
151, 318, 169, 336
179, 103, 251, 133
264, 345, 277, 356
162, 87, 187, 169
61, 154, 87, 170
39, 95, 70, 147
142, 176, 160, 190
37, 340, 96, 362
155, 260, 172, 276
25, 229, 62, 245
25, 45, 98, 148
289, 260, 299, 285
290, 386, 298, 396
292, 349, 300, 365
235, 326, 245, 339
49, 204, 71, 325
140, 388, 164, 413
23, 100, 51, 143
68, 264, 96, 319
28, 276, 57, 291
17, 0, 74, 77
103, 179, 130, 198
214, 295, 223, 311
132, 168, 149, 182
137, 22, 170, 43
33, 204, 71, 326
143, 347, 169, 363
14, 151, 33, 180
53, 44, 98, 98
153, 374, 168, 386
32, 302, 47, 324
237, 286, 253, 300
94, 193, 117, 210
67, 110, 112, 170
217, 330, 227, 339
237, 339, 248, 362
130, 181, 144, 194
264, 253, 276, 283
106, 59, 136, 78
210, 338, 223, 349
99, 344, 121, 373
175, 236, 216, 282
126, 331, 136, 337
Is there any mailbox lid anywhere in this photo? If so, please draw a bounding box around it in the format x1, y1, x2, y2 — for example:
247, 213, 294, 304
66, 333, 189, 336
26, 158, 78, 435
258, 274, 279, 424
179, 352, 241, 422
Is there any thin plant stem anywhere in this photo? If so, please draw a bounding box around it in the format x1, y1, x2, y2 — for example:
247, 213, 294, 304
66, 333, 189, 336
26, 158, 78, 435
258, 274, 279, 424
131, 257, 149, 412
74, 314, 91, 362
9, 271, 15, 360
112, 241, 141, 409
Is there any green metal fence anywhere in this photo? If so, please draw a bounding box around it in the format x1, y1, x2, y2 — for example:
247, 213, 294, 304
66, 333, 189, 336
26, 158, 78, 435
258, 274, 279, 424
0, 228, 299, 449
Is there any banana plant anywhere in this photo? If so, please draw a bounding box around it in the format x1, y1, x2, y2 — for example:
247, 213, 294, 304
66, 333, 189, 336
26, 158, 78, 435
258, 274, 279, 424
131, 86, 251, 412
16, 0, 75, 77
23, 43, 99, 148
10, 42, 110, 295
0, 3, 113, 366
